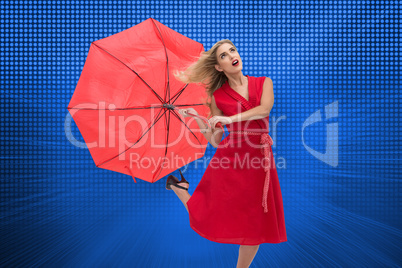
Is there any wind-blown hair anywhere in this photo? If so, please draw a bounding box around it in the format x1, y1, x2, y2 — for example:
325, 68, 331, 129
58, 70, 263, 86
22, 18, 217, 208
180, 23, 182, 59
173, 39, 236, 118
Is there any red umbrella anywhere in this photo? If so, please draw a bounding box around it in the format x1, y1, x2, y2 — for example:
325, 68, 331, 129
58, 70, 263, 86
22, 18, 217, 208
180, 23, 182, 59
67, 18, 212, 183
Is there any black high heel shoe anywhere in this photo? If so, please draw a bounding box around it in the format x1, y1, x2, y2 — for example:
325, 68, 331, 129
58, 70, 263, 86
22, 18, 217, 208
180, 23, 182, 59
166, 169, 189, 191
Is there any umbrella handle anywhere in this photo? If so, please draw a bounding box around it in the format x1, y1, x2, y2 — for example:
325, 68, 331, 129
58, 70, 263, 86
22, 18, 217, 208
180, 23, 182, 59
174, 108, 225, 134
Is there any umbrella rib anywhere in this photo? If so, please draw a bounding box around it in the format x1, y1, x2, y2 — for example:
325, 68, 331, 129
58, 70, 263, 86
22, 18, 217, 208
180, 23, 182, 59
170, 109, 203, 146
92, 42, 165, 104
165, 109, 171, 163
151, 18, 170, 104
172, 104, 205, 107
169, 84, 206, 108
96, 108, 167, 168
67, 105, 165, 110
153, 109, 171, 181
170, 83, 189, 104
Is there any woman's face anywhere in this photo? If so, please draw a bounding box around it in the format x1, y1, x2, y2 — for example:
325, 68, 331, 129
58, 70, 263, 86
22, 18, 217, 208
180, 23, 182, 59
215, 43, 242, 74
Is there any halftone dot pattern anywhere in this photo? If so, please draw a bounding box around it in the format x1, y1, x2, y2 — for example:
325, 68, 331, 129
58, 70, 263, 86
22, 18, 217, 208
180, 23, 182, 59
1, 1, 401, 267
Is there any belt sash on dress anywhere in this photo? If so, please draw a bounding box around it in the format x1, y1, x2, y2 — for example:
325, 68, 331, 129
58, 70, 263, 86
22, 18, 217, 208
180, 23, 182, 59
230, 130, 274, 213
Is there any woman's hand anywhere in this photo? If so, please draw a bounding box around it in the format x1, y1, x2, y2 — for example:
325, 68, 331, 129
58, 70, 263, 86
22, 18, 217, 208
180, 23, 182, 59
178, 108, 199, 118
208, 115, 233, 129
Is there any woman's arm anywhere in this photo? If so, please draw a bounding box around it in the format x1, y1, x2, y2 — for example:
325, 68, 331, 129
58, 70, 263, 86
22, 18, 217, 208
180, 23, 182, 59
229, 77, 274, 123
194, 95, 224, 148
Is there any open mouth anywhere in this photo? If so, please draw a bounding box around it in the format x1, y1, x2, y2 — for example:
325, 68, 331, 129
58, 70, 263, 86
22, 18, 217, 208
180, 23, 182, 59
232, 60, 239, 66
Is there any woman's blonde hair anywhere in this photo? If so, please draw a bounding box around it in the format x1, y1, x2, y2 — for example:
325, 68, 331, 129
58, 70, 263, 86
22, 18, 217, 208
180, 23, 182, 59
173, 39, 236, 118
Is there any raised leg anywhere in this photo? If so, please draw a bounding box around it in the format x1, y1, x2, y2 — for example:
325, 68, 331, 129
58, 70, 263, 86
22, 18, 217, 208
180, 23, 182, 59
170, 183, 191, 213
236, 245, 259, 268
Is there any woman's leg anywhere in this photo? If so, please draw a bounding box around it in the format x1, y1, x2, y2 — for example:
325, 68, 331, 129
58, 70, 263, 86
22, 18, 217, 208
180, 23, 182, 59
170, 183, 191, 213
236, 245, 259, 268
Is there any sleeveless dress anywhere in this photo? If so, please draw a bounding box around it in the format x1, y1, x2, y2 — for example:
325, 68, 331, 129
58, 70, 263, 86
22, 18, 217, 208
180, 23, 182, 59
186, 75, 287, 245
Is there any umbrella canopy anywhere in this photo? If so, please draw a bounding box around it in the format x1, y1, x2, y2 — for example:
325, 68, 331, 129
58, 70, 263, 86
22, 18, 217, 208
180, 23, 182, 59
67, 18, 209, 183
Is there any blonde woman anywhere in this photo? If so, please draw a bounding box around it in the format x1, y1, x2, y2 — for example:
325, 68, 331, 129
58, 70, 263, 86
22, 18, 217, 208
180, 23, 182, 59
166, 39, 287, 268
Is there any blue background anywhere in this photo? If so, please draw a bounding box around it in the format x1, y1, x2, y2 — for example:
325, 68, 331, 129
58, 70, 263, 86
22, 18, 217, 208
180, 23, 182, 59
1, 1, 401, 267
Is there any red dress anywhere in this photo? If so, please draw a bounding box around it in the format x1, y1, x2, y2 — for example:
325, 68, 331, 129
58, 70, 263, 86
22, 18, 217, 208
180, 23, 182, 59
186, 75, 287, 245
